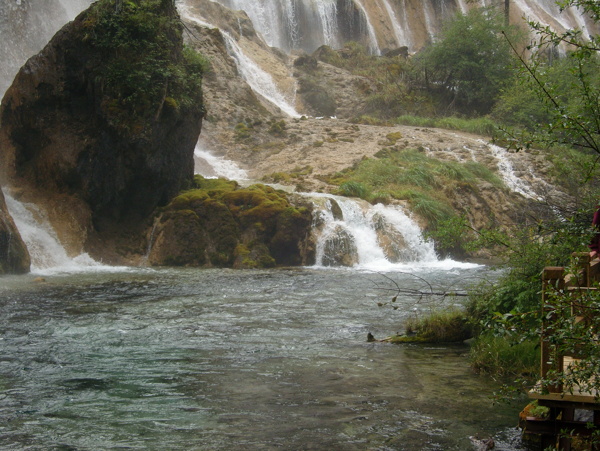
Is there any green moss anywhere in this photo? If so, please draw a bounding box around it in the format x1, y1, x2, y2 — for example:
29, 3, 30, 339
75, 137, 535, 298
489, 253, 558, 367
385, 131, 403, 143
192, 175, 238, 192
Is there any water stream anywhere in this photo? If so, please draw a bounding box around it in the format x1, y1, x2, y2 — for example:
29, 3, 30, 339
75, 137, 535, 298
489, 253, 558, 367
0, 267, 525, 450
221, 31, 300, 118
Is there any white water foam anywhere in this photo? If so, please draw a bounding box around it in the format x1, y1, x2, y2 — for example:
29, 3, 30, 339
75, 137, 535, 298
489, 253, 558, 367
194, 141, 249, 180
4, 192, 131, 275
309, 193, 477, 271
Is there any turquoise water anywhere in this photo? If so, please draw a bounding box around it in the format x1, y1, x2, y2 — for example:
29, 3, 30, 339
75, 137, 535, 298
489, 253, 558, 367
0, 267, 525, 450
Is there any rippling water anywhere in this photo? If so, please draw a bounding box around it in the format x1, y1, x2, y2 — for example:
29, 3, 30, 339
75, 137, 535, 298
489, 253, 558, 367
0, 267, 525, 450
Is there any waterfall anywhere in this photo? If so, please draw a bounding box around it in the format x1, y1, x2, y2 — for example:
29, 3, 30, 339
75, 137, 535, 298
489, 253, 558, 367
422, 0, 437, 42
315, 1, 339, 48
221, 32, 300, 117
3, 193, 110, 274
352, 0, 381, 55
0, 0, 91, 99
310, 193, 440, 270
381, 0, 410, 48
486, 142, 540, 200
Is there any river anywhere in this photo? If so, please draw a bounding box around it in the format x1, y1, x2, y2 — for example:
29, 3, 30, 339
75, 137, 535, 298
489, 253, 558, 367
0, 265, 526, 450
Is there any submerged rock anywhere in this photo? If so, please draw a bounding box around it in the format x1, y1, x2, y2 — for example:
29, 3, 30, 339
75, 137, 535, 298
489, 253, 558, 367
0, 187, 30, 274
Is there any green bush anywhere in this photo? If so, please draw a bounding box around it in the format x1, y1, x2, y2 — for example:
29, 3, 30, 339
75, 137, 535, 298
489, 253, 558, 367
338, 181, 369, 199
413, 6, 523, 115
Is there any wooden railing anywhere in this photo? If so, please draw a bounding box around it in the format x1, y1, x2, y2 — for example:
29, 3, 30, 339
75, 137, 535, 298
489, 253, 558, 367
526, 253, 600, 449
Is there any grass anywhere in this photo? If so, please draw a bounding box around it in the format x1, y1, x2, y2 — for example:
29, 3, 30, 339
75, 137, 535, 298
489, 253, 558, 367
395, 114, 498, 137
469, 332, 540, 378
329, 148, 504, 228
394, 308, 473, 343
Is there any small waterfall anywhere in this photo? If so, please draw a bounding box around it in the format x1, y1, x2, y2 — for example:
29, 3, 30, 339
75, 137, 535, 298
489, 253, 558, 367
422, 0, 437, 42
381, 0, 410, 48
486, 142, 540, 199
315, 0, 340, 48
4, 193, 101, 273
310, 193, 438, 270
194, 141, 249, 180
456, 0, 469, 14
352, 0, 381, 55
0, 0, 92, 98
221, 32, 300, 117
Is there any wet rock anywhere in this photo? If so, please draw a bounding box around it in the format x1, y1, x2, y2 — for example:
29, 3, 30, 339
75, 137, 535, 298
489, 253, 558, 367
321, 226, 358, 267
0, 187, 30, 274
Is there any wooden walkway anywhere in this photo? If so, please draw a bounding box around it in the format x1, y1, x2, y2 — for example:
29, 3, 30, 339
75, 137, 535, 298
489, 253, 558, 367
523, 254, 600, 449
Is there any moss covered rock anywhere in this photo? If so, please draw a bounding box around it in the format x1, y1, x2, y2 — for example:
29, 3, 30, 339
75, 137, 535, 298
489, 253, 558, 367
147, 176, 314, 268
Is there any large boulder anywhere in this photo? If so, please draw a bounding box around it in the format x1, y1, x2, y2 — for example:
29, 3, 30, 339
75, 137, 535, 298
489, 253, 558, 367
146, 177, 314, 268
0, 0, 205, 263
0, 188, 30, 274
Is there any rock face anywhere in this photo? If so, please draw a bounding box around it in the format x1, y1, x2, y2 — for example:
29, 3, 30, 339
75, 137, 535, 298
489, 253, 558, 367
0, 187, 30, 274
0, 0, 205, 263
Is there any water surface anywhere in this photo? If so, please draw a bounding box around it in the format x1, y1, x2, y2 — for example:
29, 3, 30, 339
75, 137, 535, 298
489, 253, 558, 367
0, 267, 525, 450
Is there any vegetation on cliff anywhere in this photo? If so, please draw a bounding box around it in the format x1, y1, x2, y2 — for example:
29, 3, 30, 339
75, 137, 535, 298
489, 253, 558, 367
146, 176, 313, 268
313, 6, 522, 120
79, 0, 208, 135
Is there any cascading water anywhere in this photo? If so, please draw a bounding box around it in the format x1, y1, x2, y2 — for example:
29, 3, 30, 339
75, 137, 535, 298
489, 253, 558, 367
352, 0, 381, 54
310, 193, 441, 270
221, 32, 300, 117
381, 0, 410, 49
486, 142, 541, 200
196, 0, 596, 56
3, 193, 108, 274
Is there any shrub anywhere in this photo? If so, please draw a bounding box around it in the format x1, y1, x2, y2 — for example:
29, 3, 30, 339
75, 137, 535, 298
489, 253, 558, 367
338, 181, 369, 199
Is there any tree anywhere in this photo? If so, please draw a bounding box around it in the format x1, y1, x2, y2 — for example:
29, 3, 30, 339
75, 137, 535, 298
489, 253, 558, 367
414, 7, 522, 115
503, 0, 600, 156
